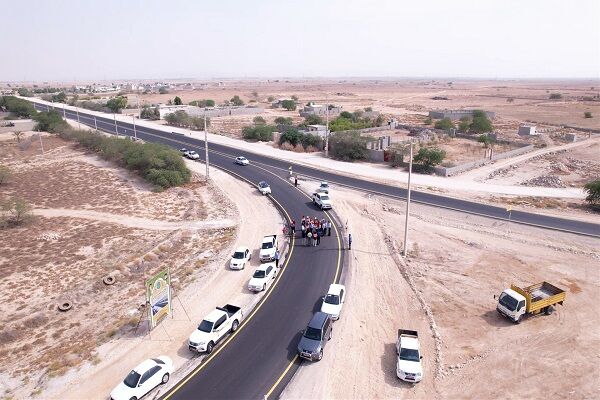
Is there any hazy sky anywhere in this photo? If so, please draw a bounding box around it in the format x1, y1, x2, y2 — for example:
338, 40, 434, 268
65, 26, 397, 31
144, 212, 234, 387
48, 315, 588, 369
1, 0, 599, 81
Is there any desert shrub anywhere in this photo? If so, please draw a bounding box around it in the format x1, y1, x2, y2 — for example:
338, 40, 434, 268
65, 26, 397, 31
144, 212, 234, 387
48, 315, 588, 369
140, 106, 160, 120
329, 131, 369, 161
281, 100, 296, 111
158, 87, 169, 94
106, 96, 127, 113
17, 88, 32, 97
274, 116, 293, 125
78, 101, 108, 112
1, 96, 37, 117
477, 134, 495, 148
164, 110, 209, 129
253, 116, 266, 125
458, 116, 471, 132
304, 114, 324, 125
173, 96, 182, 105
279, 128, 303, 146
231, 95, 244, 106
413, 147, 446, 169
470, 110, 493, 133
280, 142, 295, 151
584, 112, 592, 118
267, 96, 275, 102
242, 125, 275, 141
0, 165, 12, 185
364, 107, 373, 112
301, 133, 322, 149
434, 118, 454, 130
549, 93, 562, 100
189, 99, 215, 107
1, 197, 34, 228
33, 111, 68, 132
584, 179, 600, 211
423, 117, 432, 125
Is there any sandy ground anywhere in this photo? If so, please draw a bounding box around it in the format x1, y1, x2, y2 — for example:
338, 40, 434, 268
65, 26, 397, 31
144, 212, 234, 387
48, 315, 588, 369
283, 180, 600, 399
0, 132, 283, 399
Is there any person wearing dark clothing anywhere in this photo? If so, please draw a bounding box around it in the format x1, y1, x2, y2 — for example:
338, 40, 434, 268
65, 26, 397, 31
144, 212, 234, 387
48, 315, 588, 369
316, 230, 321, 245
275, 250, 280, 267
294, 177, 298, 187
290, 220, 296, 235
348, 233, 352, 250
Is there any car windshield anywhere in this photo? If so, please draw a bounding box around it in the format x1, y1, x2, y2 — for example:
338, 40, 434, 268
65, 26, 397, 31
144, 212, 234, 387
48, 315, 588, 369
261, 242, 273, 249
238, 157, 246, 161
123, 370, 141, 388
259, 182, 268, 188
320, 195, 330, 201
151, 358, 164, 365
198, 320, 214, 333
499, 293, 518, 311
399, 348, 420, 362
253, 270, 266, 279
233, 251, 245, 259
189, 151, 197, 155
304, 327, 322, 341
324, 294, 340, 305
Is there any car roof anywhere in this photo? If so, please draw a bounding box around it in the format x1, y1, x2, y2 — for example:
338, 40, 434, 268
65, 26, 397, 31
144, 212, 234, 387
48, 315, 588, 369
327, 284, 345, 295
308, 311, 330, 329
256, 262, 276, 271
261, 235, 275, 242
401, 336, 420, 350
504, 288, 526, 301
133, 358, 156, 373
204, 308, 226, 323
237, 156, 246, 159
234, 246, 248, 252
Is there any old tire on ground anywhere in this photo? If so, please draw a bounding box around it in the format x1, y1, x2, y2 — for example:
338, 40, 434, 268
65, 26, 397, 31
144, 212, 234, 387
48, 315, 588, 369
231, 320, 239, 332
161, 373, 169, 384
103, 275, 116, 285
207, 341, 214, 354
58, 301, 72, 312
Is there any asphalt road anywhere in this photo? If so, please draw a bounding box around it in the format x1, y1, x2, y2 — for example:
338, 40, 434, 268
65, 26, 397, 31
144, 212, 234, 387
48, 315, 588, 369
30, 102, 599, 399
33, 102, 600, 238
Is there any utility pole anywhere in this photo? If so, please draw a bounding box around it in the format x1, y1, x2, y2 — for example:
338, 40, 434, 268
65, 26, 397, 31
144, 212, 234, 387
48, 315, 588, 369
62, 102, 66, 118
113, 113, 118, 136
325, 94, 329, 158
76, 106, 81, 129
204, 114, 209, 181
94, 116, 98, 131
132, 115, 137, 140
403, 142, 413, 257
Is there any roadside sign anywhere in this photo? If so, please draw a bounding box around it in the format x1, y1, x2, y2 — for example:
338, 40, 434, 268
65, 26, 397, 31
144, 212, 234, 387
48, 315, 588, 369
146, 269, 172, 329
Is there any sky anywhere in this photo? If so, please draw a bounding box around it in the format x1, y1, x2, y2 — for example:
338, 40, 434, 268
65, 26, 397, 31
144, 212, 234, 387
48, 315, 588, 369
1, 0, 599, 81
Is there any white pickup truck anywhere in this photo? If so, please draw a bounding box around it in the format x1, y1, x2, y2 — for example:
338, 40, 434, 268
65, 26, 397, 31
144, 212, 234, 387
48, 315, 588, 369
259, 235, 278, 262
188, 305, 243, 354
396, 329, 423, 383
312, 192, 332, 210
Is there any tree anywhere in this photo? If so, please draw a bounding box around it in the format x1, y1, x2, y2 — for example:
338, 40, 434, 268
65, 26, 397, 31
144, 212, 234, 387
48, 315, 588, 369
274, 116, 293, 125
279, 128, 303, 146
340, 111, 353, 119
470, 111, 493, 133
584, 111, 593, 118
231, 95, 244, 106
434, 118, 455, 130
33, 111, 68, 132
253, 116, 266, 125
304, 114, 324, 125
477, 134, 495, 148
173, 96, 183, 105
17, 88, 32, 97
458, 116, 471, 132
423, 117, 432, 125
329, 131, 369, 161
549, 93, 562, 100
158, 87, 169, 94
280, 100, 296, 111
13, 131, 25, 143
413, 147, 446, 169
140, 106, 160, 120
291, 95, 299, 101
1, 197, 33, 227
190, 99, 215, 107
51, 92, 67, 103
252, 91, 259, 98
242, 125, 275, 141
106, 96, 127, 113
2, 96, 37, 117
583, 179, 600, 210
374, 115, 385, 127
364, 107, 373, 112
0, 165, 12, 185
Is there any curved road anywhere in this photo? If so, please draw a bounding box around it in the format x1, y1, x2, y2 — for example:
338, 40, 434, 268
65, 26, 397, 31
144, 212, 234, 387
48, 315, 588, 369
31, 102, 600, 400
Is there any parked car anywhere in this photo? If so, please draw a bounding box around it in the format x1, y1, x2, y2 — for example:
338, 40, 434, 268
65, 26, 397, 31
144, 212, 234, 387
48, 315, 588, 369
188, 305, 243, 354
235, 156, 249, 165
258, 181, 271, 195
316, 181, 330, 194
247, 262, 278, 292
396, 329, 423, 383
109, 356, 173, 400
230, 246, 251, 270
259, 235, 278, 262
179, 147, 188, 154
312, 192, 332, 210
297, 312, 333, 362
320, 284, 346, 320
186, 150, 200, 160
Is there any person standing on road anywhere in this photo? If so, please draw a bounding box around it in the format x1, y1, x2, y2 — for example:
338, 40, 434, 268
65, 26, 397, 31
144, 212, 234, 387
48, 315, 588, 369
275, 250, 280, 267
301, 224, 306, 240
327, 220, 332, 236
348, 233, 352, 250
290, 220, 296, 236
294, 176, 298, 187
307, 231, 312, 247
316, 229, 321, 246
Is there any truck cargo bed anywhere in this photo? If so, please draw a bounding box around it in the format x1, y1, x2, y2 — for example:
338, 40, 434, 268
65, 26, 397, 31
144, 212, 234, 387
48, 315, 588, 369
512, 282, 566, 313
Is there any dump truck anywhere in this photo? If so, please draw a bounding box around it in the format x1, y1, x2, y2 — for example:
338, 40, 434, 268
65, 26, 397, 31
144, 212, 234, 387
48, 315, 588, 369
495, 282, 566, 323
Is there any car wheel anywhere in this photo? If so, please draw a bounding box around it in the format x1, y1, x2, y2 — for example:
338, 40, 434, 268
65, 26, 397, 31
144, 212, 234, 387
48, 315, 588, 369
545, 306, 554, 315
263, 283, 267, 291
317, 349, 323, 361
162, 373, 170, 384
207, 341, 214, 354
231, 319, 239, 332
329, 330, 332, 340
129, 397, 137, 400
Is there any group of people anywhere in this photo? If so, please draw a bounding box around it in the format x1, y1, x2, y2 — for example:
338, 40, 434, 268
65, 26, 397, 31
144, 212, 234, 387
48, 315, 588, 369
298, 216, 332, 247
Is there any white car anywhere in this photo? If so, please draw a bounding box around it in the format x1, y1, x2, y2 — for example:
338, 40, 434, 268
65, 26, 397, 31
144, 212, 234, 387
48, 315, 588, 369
396, 329, 423, 383
230, 246, 251, 270
248, 262, 278, 292
110, 356, 173, 400
235, 156, 249, 165
312, 192, 332, 210
186, 150, 200, 160
258, 181, 271, 195
316, 181, 330, 194
320, 284, 346, 320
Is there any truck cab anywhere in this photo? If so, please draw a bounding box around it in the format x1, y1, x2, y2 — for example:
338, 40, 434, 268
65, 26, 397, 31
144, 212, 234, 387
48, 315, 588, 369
496, 288, 527, 323
396, 329, 423, 383
259, 235, 278, 262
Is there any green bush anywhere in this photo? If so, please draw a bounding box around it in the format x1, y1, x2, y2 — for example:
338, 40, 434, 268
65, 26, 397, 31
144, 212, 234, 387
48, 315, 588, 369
231, 95, 244, 106
413, 147, 446, 169
242, 125, 275, 141
549, 93, 562, 100
33, 111, 68, 132
280, 100, 296, 111
423, 117, 432, 125
274, 116, 293, 125
140, 106, 160, 120
434, 118, 454, 130
301, 133, 322, 149
164, 110, 209, 129
1, 96, 37, 117
477, 134, 495, 148
57, 129, 190, 189
470, 110, 493, 133
329, 131, 369, 161
279, 128, 303, 146
106, 96, 127, 113
253, 116, 266, 125
584, 179, 600, 210
17, 88, 32, 97
190, 99, 215, 107
304, 114, 324, 125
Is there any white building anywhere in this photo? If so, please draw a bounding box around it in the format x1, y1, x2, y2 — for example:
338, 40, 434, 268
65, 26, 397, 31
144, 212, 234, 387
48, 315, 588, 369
518, 125, 538, 136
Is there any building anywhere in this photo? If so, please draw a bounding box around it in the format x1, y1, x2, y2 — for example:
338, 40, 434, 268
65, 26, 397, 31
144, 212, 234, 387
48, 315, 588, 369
517, 125, 538, 136
299, 102, 342, 118
429, 109, 496, 120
